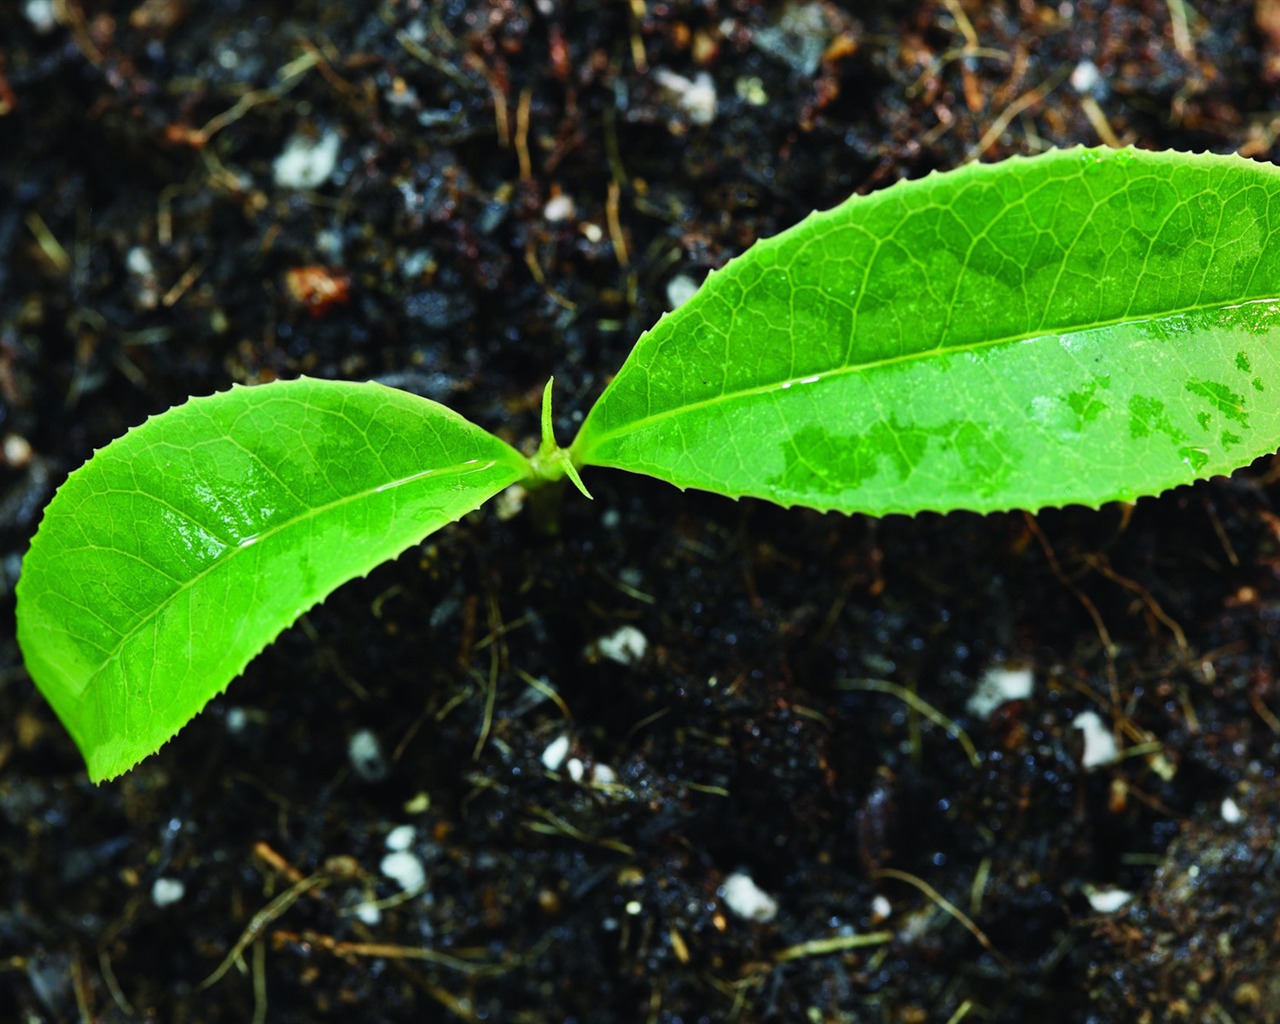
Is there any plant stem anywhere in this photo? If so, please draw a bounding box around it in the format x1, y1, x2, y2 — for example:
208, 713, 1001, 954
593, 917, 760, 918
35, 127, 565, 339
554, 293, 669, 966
526, 377, 592, 498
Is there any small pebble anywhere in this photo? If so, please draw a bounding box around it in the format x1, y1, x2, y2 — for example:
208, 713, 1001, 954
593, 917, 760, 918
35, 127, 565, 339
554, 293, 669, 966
273, 130, 341, 189
653, 69, 718, 126
24, 0, 56, 33
542, 734, 571, 772
666, 273, 701, 310
348, 729, 389, 781
224, 707, 247, 735
215, 44, 239, 70
720, 871, 778, 923
125, 245, 160, 308
3, 433, 33, 469
966, 665, 1034, 717
126, 246, 154, 277
380, 851, 426, 893
385, 824, 415, 851
1220, 796, 1243, 824
1085, 885, 1132, 914
590, 625, 648, 666
1072, 710, 1119, 769
544, 193, 576, 222
151, 877, 186, 907
1071, 59, 1103, 96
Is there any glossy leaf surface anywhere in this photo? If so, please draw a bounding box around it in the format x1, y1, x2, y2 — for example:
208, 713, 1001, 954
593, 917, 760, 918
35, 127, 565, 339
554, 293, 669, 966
17, 379, 528, 781
572, 147, 1280, 514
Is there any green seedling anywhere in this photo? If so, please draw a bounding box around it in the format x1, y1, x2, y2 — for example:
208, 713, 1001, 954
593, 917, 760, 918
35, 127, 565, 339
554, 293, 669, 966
17, 146, 1280, 781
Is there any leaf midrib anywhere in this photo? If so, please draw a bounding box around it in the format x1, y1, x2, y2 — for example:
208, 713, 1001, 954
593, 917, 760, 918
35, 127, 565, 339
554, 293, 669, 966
573, 296, 1280, 459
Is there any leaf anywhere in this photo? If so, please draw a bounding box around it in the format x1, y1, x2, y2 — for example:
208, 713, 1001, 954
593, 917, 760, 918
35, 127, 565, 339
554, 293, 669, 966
570, 147, 1280, 515
16, 378, 529, 781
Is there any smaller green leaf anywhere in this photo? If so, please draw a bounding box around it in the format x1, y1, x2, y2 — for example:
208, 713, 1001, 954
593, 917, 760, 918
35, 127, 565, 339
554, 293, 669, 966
16, 378, 529, 782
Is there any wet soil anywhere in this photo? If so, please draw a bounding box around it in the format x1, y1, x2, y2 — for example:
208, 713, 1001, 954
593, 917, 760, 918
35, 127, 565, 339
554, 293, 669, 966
3, 2, 1280, 1022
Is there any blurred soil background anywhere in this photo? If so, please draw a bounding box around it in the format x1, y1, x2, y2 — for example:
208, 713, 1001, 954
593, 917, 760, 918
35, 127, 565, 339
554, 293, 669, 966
2, 1, 1280, 1022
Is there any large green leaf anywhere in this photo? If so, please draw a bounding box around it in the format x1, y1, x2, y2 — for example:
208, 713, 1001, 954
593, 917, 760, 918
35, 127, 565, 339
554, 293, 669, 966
570, 147, 1280, 514
16, 378, 529, 781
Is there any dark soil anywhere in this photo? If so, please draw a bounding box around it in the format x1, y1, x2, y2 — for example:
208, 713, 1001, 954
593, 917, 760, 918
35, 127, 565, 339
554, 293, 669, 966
3, 2, 1280, 1022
